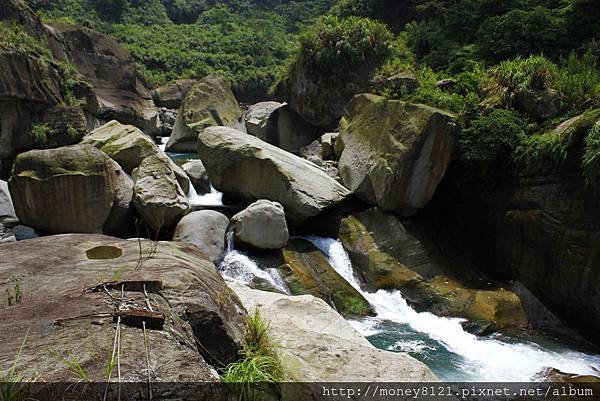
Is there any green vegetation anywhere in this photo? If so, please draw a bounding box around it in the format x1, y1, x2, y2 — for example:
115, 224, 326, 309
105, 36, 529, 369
0, 329, 30, 401
4, 278, 22, 308
30, 124, 57, 148
222, 308, 283, 398
583, 123, 600, 189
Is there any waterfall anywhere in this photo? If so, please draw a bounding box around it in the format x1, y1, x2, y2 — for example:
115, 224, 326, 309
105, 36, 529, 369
219, 231, 290, 294
304, 236, 600, 382
187, 185, 224, 207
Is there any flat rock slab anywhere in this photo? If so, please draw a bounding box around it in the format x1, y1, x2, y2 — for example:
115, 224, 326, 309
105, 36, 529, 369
0, 234, 247, 382
228, 281, 437, 382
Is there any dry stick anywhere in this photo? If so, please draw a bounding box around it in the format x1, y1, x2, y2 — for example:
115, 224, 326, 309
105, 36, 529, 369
143, 284, 153, 312
143, 320, 152, 401
117, 285, 124, 401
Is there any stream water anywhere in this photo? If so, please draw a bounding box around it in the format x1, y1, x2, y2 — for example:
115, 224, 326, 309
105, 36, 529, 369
161, 142, 600, 382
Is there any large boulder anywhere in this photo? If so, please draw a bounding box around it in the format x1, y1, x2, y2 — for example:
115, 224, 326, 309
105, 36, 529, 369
0, 180, 17, 226
229, 282, 436, 382
339, 208, 528, 334
182, 160, 211, 194
8, 145, 133, 235
0, 234, 246, 384
244, 101, 283, 138
165, 75, 243, 152
133, 154, 191, 231
152, 78, 198, 109
51, 23, 159, 134
338, 94, 456, 215
83, 120, 190, 193
279, 239, 373, 317
231, 200, 289, 250
197, 126, 350, 223
172, 211, 229, 263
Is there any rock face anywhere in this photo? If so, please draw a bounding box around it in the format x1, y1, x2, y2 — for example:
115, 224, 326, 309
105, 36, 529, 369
339, 208, 528, 334
8, 145, 133, 235
133, 154, 191, 231
173, 211, 229, 263
152, 79, 198, 109
430, 112, 600, 343
231, 200, 289, 250
0, 235, 246, 382
197, 126, 350, 223
515, 88, 560, 121
245, 101, 283, 138
279, 239, 373, 317
182, 160, 211, 194
166, 75, 243, 152
229, 282, 437, 382
339, 94, 456, 215
52, 23, 159, 134
81, 120, 158, 174
0, 180, 17, 225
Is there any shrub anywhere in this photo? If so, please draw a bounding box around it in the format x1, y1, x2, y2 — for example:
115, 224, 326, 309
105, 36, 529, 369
556, 51, 600, 111
583, 123, 600, 191
458, 109, 526, 178
477, 7, 567, 64
30, 124, 56, 148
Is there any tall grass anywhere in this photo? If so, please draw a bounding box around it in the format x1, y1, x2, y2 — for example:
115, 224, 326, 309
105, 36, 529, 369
0, 330, 30, 401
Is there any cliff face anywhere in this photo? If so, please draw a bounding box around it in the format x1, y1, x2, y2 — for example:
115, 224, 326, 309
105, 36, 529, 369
429, 116, 600, 345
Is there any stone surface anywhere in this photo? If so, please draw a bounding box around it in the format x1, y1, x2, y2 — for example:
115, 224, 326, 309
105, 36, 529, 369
182, 160, 211, 194
133, 154, 191, 231
152, 78, 198, 109
173, 211, 229, 263
231, 200, 289, 250
321, 132, 337, 160
245, 101, 283, 139
515, 88, 560, 121
8, 145, 133, 235
0, 234, 247, 382
0, 180, 17, 225
338, 208, 528, 334
197, 126, 350, 223
81, 120, 189, 193
229, 281, 437, 382
338, 94, 456, 215
279, 239, 373, 317
166, 75, 243, 152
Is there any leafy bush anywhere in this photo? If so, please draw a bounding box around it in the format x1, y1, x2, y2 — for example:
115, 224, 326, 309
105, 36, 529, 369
477, 7, 567, 64
30, 124, 57, 148
556, 51, 600, 111
458, 109, 526, 178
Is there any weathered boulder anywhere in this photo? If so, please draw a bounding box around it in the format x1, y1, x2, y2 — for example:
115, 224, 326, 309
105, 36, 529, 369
152, 78, 198, 109
82, 121, 189, 193
515, 88, 560, 122
300, 140, 324, 166
182, 160, 211, 194
51, 23, 159, 134
173, 211, 229, 263
279, 239, 373, 317
245, 101, 284, 139
231, 200, 289, 250
229, 282, 437, 382
321, 132, 338, 160
81, 120, 158, 173
8, 145, 133, 235
0, 180, 17, 225
0, 234, 247, 383
133, 154, 191, 231
338, 94, 456, 215
166, 75, 243, 152
371, 70, 420, 97
197, 126, 350, 223
339, 208, 528, 334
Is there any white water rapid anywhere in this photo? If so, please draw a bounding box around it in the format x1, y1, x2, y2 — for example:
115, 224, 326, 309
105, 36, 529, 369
187, 185, 224, 207
304, 236, 600, 382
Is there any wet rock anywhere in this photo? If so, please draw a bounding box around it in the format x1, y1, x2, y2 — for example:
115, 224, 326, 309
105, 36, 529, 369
279, 239, 373, 317
229, 281, 437, 382
166, 75, 243, 152
338, 94, 456, 215
133, 154, 191, 231
0, 234, 247, 381
197, 126, 350, 223
182, 160, 211, 194
172, 211, 229, 263
8, 145, 133, 235
231, 200, 289, 250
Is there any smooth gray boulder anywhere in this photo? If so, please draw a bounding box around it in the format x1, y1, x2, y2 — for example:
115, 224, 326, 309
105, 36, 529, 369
231, 200, 289, 250
197, 126, 350, 223
8, 145, 133, 235
0, 180, 17, 225
152, 78, 198, 109
339, 94, 455, 215
165, 75, 243, 152
245, 101, 283, 139
229, 282, 437, 382
133, 154, 191, 231
172, 211, 229, 263
182, 160, 211, 194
